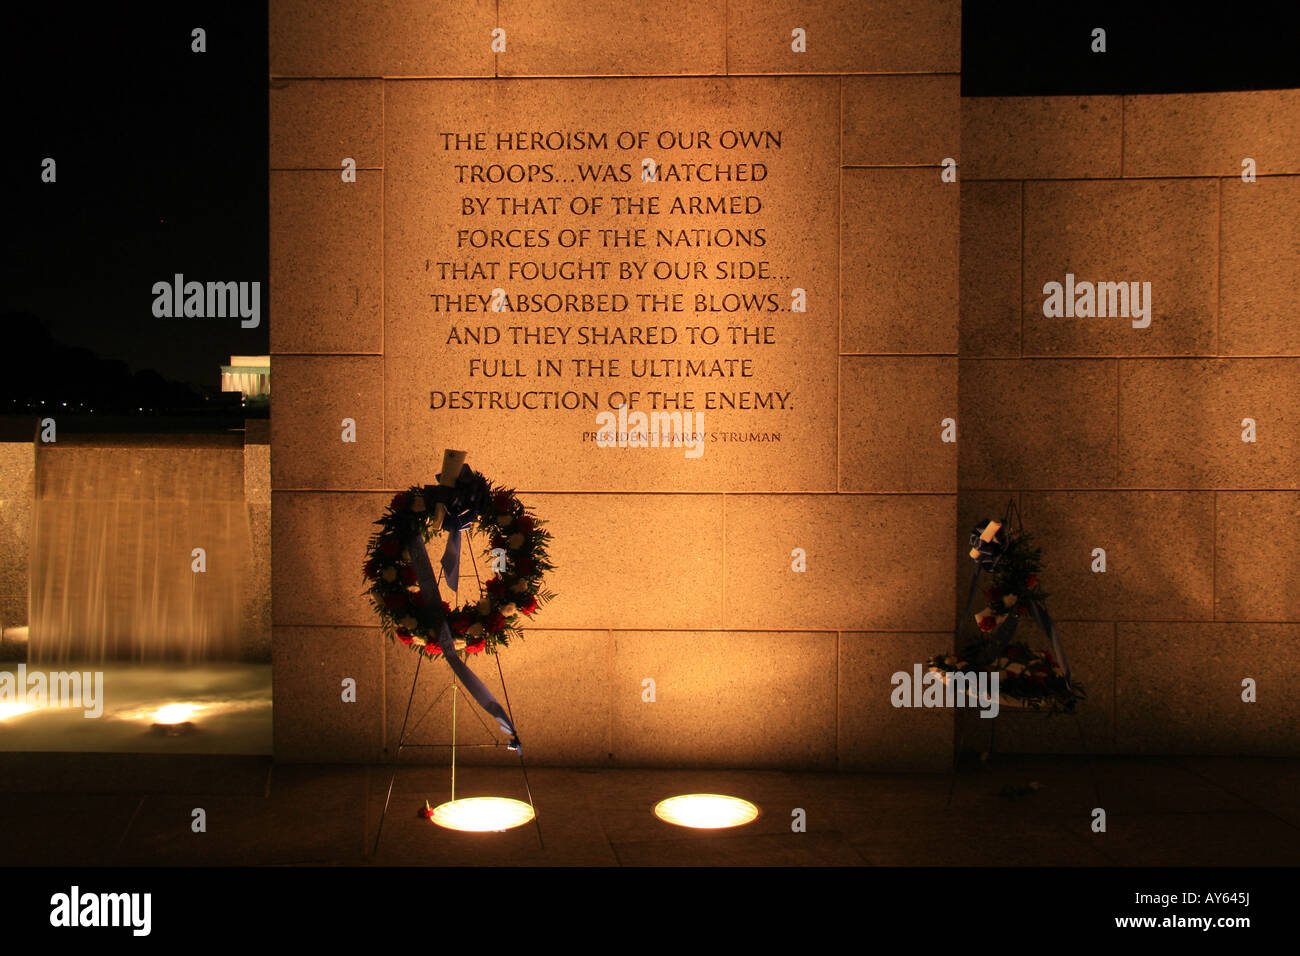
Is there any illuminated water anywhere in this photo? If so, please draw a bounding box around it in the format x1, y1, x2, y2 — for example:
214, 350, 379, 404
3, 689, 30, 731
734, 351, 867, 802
28, 442, 251, 663
0, 663, 271, 753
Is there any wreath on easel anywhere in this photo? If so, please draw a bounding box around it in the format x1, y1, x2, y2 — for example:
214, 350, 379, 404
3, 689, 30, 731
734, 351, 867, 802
362, 462, 555, 658
926, 499, 1085, 713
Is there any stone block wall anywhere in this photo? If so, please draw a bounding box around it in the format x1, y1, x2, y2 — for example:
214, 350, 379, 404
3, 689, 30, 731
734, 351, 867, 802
268, 0, 961, 768
0, 441, 34, 648
269, 3, 1300, 766
960, 90, 1300, 755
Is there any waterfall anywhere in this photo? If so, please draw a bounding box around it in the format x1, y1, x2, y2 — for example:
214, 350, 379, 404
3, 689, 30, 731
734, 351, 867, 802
29, 440, 250, 663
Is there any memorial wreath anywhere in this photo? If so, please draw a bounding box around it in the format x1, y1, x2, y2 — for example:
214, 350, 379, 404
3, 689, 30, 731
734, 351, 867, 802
926, 506, 1086, 713
362, 464, 554, 657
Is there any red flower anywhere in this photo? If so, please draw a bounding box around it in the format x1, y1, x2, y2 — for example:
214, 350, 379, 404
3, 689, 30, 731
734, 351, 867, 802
450, 614, 471, 634
396, 629, 413, 645
465, 638, 486, 654
516, 555, 536, 575
519, 595, 538, 615
409, 590, 427, 608
363, 559, 380, 581
419, 805, 434, 819
492, 491, 514, 513
517, 515, 534, 533
490, 533, 508, 550
1026, 574, 1038, 589
486, 611, 506, 633
486, 576, 507, 597
1016, 604, 1026, 615
391, 492, 411, 512
977, 616, 996, 632
383, 592, 407, 611
400, 565, 417, 586
985, 586, 1002, 603
425, 643, 442, 656
378, 537, 402, 557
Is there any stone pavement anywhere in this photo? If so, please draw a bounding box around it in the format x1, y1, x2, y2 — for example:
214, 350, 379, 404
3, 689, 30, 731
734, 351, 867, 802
1, 754, 1298, 866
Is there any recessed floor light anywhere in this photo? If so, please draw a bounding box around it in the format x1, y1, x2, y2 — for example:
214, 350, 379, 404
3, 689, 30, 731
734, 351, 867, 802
151, 703, 199, 724
654, 793, 759, 829
428, 797, 536, 832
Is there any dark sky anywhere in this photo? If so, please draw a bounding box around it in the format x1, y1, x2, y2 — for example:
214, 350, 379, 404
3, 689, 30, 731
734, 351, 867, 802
1, 1, 1297, 395
963, 0, 1300, 96
1, 2, 267, 393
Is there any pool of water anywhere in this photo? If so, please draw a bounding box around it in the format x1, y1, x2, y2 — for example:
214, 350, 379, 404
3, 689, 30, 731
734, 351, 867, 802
0, 663, 271, 754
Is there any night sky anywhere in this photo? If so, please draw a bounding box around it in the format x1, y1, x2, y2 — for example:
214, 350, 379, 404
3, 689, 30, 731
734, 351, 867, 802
962, 1, 1300, 96
1, 3, 267, 395
1, 1, 1297, 399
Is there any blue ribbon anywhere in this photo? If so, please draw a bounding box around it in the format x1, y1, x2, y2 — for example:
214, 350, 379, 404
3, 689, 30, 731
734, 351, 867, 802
425, 463, 490, 592
957, 519, 1008, 642
396, 466, 520, 751
970, 519, 1009, 572
1024, 599, 1070, 685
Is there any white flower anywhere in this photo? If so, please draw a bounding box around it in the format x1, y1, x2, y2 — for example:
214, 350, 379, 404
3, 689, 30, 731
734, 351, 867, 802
498, 514, 513, 528
381, 567, 397, 583
411, 495, 426, 513
507, 532, 525, 549
511, 579, 529, 593
500, 603, 517, 616
477, 597, 492, 615
467, 622, 484, 637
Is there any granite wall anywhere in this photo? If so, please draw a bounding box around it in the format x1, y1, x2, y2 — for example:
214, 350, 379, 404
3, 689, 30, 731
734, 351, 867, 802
268, 0, 961, 768
960, 90, 1300, 755
0, 441, 34, 653
243, 430, 272, 662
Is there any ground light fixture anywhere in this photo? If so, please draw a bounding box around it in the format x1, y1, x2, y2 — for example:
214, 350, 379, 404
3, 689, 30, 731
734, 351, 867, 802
428, 796, 536, 832
653, 793, 760, 829
120, 702, 207, 735
146, 703, 200, 735
151, 703, 199, 724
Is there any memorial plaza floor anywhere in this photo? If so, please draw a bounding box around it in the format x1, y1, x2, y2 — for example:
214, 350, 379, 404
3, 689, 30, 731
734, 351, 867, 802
1, 753, 1297, 866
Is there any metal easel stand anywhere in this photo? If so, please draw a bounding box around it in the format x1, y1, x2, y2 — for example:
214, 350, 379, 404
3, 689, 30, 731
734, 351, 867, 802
371, 647, 543, 858
946, 705, 1103, 811
945, 500, 1103, 811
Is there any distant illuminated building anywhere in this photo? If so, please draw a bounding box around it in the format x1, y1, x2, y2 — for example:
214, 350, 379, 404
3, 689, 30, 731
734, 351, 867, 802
220, 355, 270, 404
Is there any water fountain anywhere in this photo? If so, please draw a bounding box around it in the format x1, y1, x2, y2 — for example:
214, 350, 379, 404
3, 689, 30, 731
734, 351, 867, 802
28, 439, 251, 664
